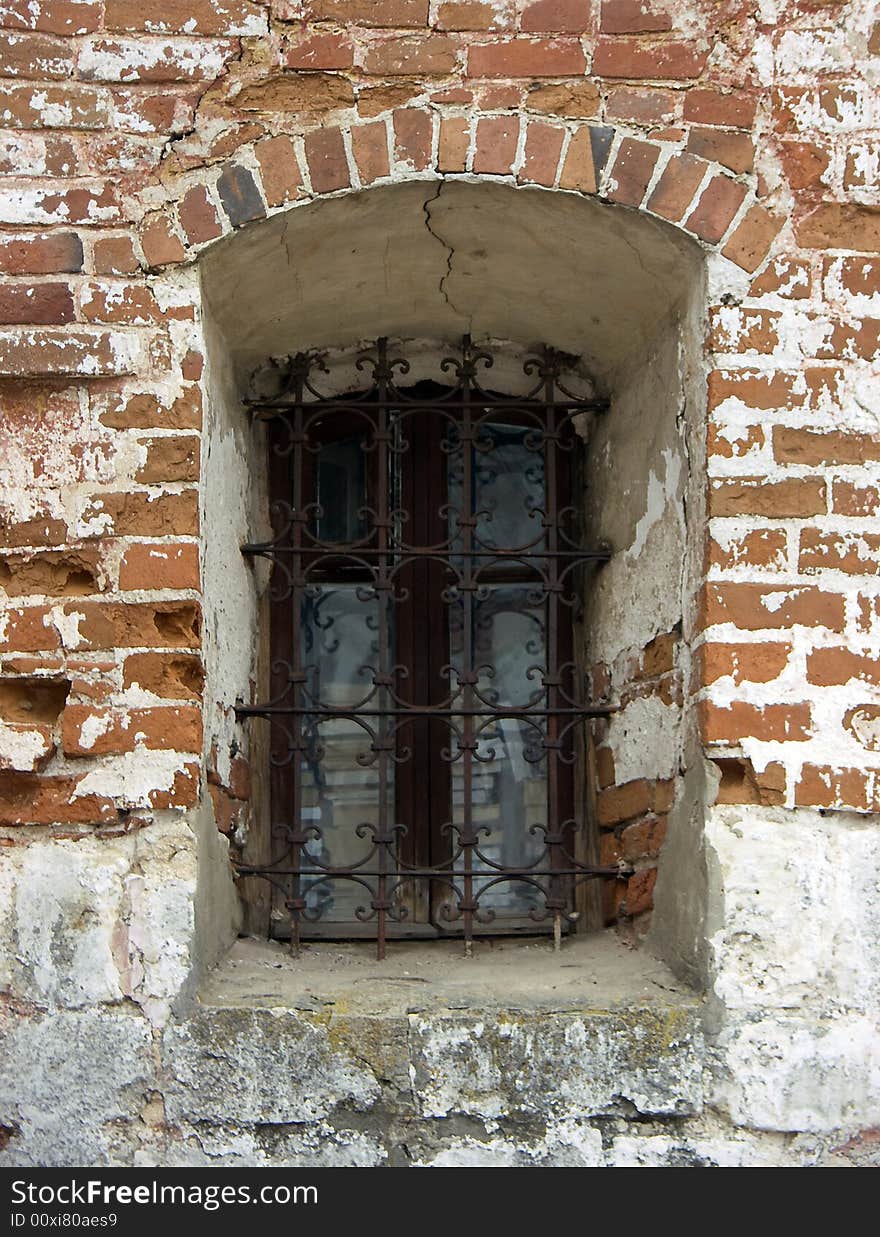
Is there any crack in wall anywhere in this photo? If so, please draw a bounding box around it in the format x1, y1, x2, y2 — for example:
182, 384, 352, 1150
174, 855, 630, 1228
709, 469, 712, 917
422, 182, 470, 328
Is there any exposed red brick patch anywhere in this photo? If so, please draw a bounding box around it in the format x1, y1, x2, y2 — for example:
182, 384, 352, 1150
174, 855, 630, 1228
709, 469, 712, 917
304, 126, 351, 193
685, 175, 747, 244
606, 137, 659, 206
351, 120, 391, 183
700, 700, 812, 744
473, 115, 519, 175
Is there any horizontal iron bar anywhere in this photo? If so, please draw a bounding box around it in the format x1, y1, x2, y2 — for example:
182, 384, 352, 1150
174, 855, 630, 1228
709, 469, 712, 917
235, 864, 627, 879
235, 705, 615, 719
240, 545, 612, 559
245, 397, 610, 413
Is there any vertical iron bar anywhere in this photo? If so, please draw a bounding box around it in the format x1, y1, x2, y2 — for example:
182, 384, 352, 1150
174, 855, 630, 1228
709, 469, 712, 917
289, 360, 305, 955
543, 350, 563, 950
461, 337, 475, 956
375, 338, 390, 960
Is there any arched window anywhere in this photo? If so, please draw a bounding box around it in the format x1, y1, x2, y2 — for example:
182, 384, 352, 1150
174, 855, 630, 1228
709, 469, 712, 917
237, 337, 621, 956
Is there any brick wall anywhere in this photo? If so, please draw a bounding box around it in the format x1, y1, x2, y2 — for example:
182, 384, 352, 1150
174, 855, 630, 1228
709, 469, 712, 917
0, 1, 878, 928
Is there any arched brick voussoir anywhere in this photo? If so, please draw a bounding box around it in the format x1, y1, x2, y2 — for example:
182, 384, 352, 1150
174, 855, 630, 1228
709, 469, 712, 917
137, 107, 783, 278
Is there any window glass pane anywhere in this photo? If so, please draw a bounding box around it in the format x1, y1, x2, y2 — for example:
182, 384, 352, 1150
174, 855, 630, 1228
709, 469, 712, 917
448, 421, 546, 554
448, 586, 549, 921
299, 586, 393, 922
314, 435, 367, 544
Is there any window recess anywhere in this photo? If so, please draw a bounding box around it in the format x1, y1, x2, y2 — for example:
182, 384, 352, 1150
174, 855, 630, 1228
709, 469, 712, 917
236, 337, 623, 958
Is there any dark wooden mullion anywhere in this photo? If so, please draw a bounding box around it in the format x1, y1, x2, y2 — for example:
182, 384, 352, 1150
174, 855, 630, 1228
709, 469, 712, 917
393, 392, 452, 928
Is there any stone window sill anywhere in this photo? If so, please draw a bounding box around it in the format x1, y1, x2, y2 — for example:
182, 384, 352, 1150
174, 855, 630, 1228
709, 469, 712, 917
168, 935, 706, 1135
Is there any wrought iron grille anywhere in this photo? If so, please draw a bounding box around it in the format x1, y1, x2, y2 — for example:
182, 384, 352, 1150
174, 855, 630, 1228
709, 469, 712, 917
236, 337, 621, 957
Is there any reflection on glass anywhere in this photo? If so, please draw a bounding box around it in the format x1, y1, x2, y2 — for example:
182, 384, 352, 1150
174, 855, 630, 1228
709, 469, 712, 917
449, 584, 549, 919
299, 587, 392, 921
448, 422, 546, 553
314, 435, 367, 544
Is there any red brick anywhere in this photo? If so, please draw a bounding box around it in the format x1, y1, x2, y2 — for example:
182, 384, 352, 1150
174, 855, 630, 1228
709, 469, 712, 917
393, 108, 433, 171
473, 115, 519, 175
702, 583, 845, 632
832, 482, 880, 517
358, 83, 422, 116
708, 528, 788, 571
779, 140, 829, 191
597, 778, 651, 825
707, 422, 765, 461
365, 35, 459, 75
796, 765, 880, 812
0, 82, 109, 129
63, 704, 202, 756
685, 175, 747, 245
104, 0, 260, 33
707, 369, 800, 412
527, 80, 600, 117
304, 0, 428, 22
468, 37, 586, 76
141, 211, 186, 268
95, 386, 202, 431
255, 135, 305, 208
0, 328, 141, 378
750, 255, 812, 299
434, 2, 502, 29
0, 29, 73, 78
709, 477, 826, 518
0, 232, 83, 275
80, 491, 198, 539
0, 772, 115, 826
623, 867, 656, 917
0, 514, 68, 550
0, 282, 75, 325
799, 530, 880, 576
807, 648, 880, 687
135, 436, 200, 484
0, 607, 59, 653
284, 31, 353, 70
773, 426, 880, 466
606, 136, 659, 206
118, 542, 200, 591
123, 652, 204, 700
521, 0, 591, 32
683, 87, 756, 128
352, 120, 390, 183
647, 152, 706, 221
304, 126, 351, 193
56, 602, 201, 651
600, 0, 671, 33
825, 256, 880, 300
558, 126, 598, 193
701, 642, 791, 686
438, 115, 470, 172
618, 815, 667, 861
178, 184, 223, 246
714, 758, 786, 806
518, 120, 565, 185
687, 126, 754, 175
700, 700, 812, 744
606, 85, 676, 124
815, 318, 880, 362
91, 234, 139, 275
0, 0, 102, 34
592, 38, 706, 79
708, 307, 780, 354
796, 204, 880, 252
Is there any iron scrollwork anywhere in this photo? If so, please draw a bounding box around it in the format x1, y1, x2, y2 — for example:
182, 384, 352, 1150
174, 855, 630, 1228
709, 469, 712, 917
236, 337, 622, 958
